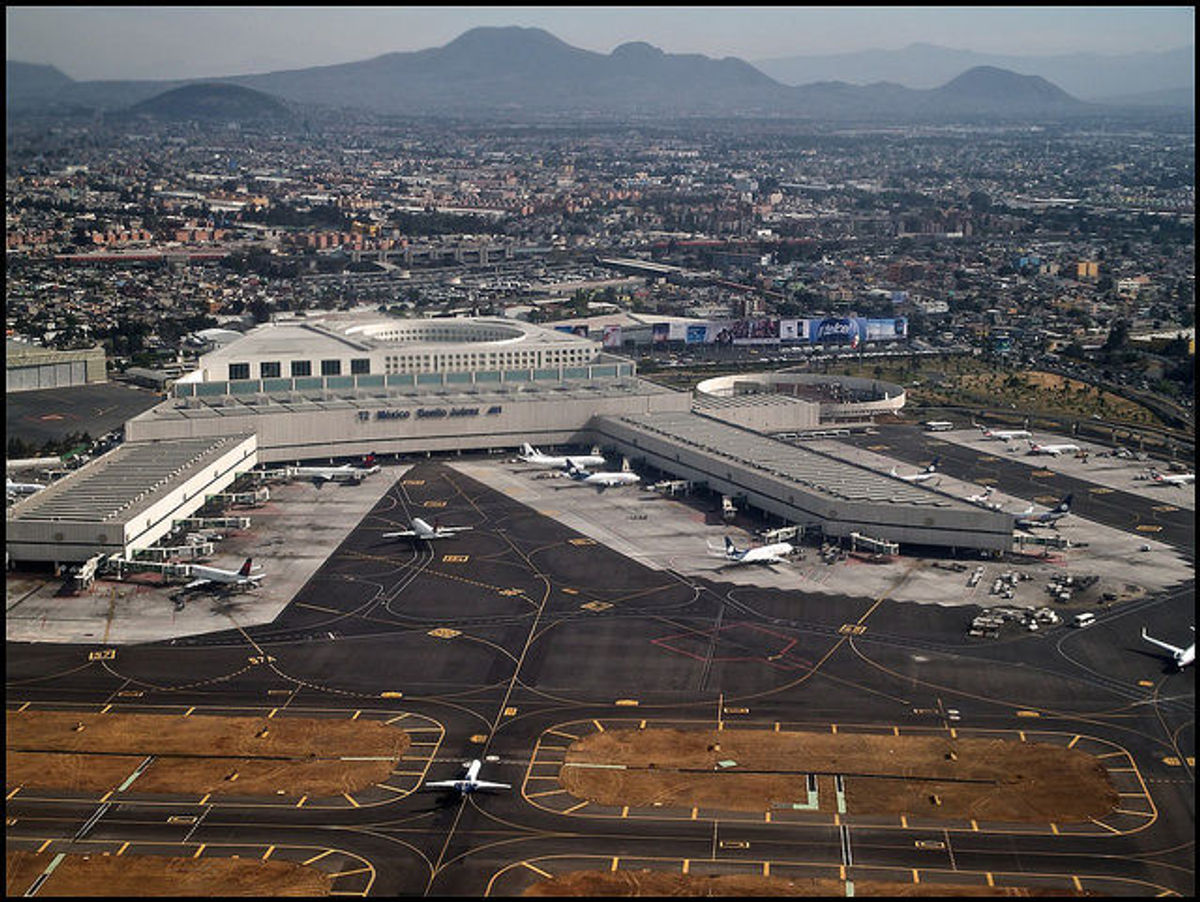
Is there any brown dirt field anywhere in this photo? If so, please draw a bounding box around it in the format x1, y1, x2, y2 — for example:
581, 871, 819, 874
6, 711, 410, 798
523, 870, 1078, 896
6, 851, 331, 897
560, 729, 1117, 823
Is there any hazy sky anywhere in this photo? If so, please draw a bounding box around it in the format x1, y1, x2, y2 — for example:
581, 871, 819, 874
6, 6, 1194, 81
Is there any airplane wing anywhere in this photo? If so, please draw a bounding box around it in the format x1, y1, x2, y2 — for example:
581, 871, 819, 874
183, 578, 212, 590
1142, 629, 1184, 657
382, 530, 418, 538
471, 780, 511, 790
422, 780, 461, 790
437, 526, 473, 534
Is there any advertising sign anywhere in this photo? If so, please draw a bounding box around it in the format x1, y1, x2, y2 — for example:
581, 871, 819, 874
652, 323, 670, 345
779, 318, 803, 341
602, 325, 622, 348
730, 318, 780, 346
668, 321, 689, 342
685, 324, 710, 344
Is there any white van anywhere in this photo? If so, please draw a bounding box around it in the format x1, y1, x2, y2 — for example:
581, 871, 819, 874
1073, 612, 1096, 628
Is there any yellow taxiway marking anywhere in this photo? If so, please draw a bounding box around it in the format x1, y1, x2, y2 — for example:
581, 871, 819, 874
36, 840, 51, 854
1072, 876, 1083, 891
1015, 709, 1040, 718
1113, 808, 1154, 817
774, 722, 780, 732
763, 862, 770, 877
526, 788, 568, 799
950, 728, 958, 739
100, 704, 112, 714
1090, 818, 1121, 834
504, 706, 518, 717
610, 857, 620, 872
1050, 823, 1060, 835
1136, 524, 1162, 533
839, 865, 846, 881
262, 846, 275, 861
971, 820, 979, 832
912, 869, 920, 884
329, 867, 371, 878
1019, 731, 1026, 742
198, 794, 210, 806
267, 708, 278, 719
621, 806, 629, 818
639, 719, 646, 729
986, 872, 994, 887
900, 815, 908, 828
6, 787, 21, 801
99, 791, 112, 803
296, 796, 307, 808
831, 724, 837, 734
682, 860, 690, 875
614, 698, 638, 706
1067, 735, 1080, 748
303, 849, 334, 866
384, 714, 410, 724
1096, 751, 1124, 759
351, 710, 360, 720
548, 729, 579, 741
521, 862, 553, 879
193, 844, 206, 858
592, 719, 605, 733
183, 707, 195, 717
374, 783, 409, 795
834, 813, 841, 826
116, 842, 129, 857
343, 793, 360, 808
691, 807, 699, 820
563, 800, 588, 814
893, 726, 900, 736
16, 702, 30, 713
764, 811, 771, 823
1137, 680, 1155, 687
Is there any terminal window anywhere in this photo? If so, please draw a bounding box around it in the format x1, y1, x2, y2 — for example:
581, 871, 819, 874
320, 359, 342, 376
260, 361, 281, 379
228, 362, 251, 380
291, 360, 312, 377
351, 358, 371, 375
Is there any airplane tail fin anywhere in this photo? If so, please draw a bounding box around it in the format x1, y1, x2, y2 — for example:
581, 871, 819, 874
1058, 494, 1073, 512
928, 457, 940, 472
522, 443, 535, 457
362, 453, 377, 468
238, 558, 253, 577
724, 536, 737, 556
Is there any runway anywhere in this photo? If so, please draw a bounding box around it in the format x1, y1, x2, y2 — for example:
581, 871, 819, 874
6, 457, 1194, 896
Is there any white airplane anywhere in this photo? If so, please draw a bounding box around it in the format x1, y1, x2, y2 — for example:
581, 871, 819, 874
976, 424, 1031, 441
291, 454, 380, 486
383, 517, 473, 541
710, 535, 795, 566
1148, 469, 1195, 487
890, 457, 939, 483
518, 443, 606, 469
183, 557, 264, 591
6, 477, 46, 497
1014, 494, 1072, 530
965, 485, 1002, 510
1026, 440, 1080, 457
563, 460, 641, 492
423, 759, 510, 794
1141, 626, 1195, 669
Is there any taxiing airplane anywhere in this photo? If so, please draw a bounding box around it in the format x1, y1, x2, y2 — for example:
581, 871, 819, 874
1141, 626, 1194, 669
1026, 441, 1080, 457
6, 477, 46, 497
518, 443, 606, 469
563, 460, 641, 491
710, 536, 794, 566
423, 759, 510, 794
1013, 494, 1072, 530
183, 557, 264, 591
291, 455, 381, 486
976, 424, 1031, 441
382, 517, 473, 541
890, 457, 939, 483
965, 485, 1002, 510
1148, 469, 1196, 487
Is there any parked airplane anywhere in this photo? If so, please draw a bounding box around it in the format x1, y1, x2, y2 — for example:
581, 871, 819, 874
423, 759, 510, 794
976, 424, 1031, 441
890, 457, 939, 483
563, 460, 641, 491
383, 517, 473, 541
291, 454, 380, 486
1148, 469, 1196, 487
710, 535, 795, 566
965, 485, 1002, 510
518, 443, 606, 469
1014, 494, 1072, 530
1141, 626, 1195, 669
183, 557, 264, 591
1026, 441, 1080, 457
6, 477, 46, 497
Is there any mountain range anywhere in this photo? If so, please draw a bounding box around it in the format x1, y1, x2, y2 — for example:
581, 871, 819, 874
6, 27, 1188, 124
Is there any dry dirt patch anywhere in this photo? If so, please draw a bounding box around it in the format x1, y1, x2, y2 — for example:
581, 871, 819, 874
560, 728, 1116, 823
6, 851, 330, 897
6, 711, 409, 798
524, 870, 1079, 896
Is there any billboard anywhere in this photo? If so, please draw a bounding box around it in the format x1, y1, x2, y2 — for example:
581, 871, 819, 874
779, 318, 805, 341
811, 317, 861, 344
602, 325, 622, 348
668, 321, 689, 342
652, 323, 670, 345
730, 318, 780, 346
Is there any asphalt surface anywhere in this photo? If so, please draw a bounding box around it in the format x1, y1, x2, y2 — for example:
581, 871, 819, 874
5, 381, 161, 447
6, 454, 1194, 896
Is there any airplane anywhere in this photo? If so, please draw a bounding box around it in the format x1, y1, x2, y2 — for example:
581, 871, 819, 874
382, 517, 473, 541
890, 457, 939, 483
517, 443, 606, 469
1013, 494, 1072, 530
423, 759, 510, 794
290, 454, 381, 486
1141, 626, 1194, 669
183, 557, 264, 591
1148, 469, 1195, 487
562, 460, 641, 492
6, 477, 46, 497
1026, 440, 1080, 457
976, 424, 1031, 441
965, 485, 1002, 510
710, 535, 795, 566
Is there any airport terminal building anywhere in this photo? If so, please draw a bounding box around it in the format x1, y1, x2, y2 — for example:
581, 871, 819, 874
9, 314, 1017, 566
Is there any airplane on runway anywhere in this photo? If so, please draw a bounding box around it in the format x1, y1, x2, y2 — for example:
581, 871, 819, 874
710, 536, 795, 566
383, 517, 473, 541
975, 424, 1031, 441
890, 457, 939, 483
291, 455, 380, 486
183, 557, 264, 591
563, 460, 641, 491
1141, 626, 1194, 669
1013, 494, 1072, 530
518, 443, 606, 469
6, 476, 46, 497
423, 759, 510, 794
1148, 469, 1195, 487
965, 485, 1003, 510
1026, 440, 1080, 457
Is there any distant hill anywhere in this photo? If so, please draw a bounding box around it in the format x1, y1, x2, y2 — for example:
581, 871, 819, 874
6, 60, 75, 108
755, 42, 1195, 107
122, 82, 292, 122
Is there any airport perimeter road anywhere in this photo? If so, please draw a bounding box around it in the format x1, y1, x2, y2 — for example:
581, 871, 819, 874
6, 461, 1194, 896
831, 425, 1195, 554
